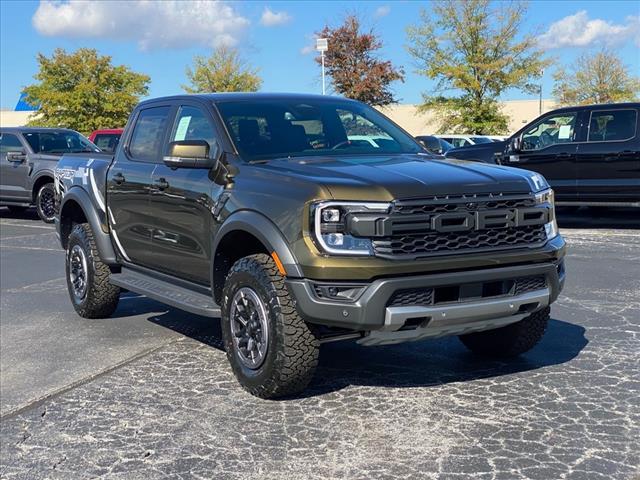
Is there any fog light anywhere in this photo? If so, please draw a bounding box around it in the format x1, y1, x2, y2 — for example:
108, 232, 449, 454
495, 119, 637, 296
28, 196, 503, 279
326, 233, 344, 246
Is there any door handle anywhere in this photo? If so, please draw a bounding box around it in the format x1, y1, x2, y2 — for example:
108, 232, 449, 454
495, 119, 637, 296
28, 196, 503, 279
112, 172, 125, 184
154, 177, 169, 190
618, 150, 636, 157
556, 153, 572, 159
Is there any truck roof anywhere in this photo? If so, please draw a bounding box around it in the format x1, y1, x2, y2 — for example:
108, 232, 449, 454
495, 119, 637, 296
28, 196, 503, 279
1, 127, 76, 133
137, 92, 358, 107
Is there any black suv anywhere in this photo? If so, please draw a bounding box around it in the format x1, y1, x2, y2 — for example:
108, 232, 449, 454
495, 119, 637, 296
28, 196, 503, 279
445, 103, 640, 207
55, 93, 566, 398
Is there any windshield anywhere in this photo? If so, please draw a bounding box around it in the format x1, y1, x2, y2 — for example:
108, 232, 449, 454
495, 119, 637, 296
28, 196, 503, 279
471, 136, 493, 144
216, 99, 423, 161
23, 131, 99, 155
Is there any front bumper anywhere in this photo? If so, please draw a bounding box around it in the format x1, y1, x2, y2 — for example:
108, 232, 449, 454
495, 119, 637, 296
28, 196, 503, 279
286, 258, 566, 332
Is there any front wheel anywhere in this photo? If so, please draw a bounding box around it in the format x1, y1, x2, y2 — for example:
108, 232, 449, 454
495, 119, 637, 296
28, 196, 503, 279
66, 223, 121, 318
36, 182, 56, 223
221, 254, 319, 399
458, 307, 550, 358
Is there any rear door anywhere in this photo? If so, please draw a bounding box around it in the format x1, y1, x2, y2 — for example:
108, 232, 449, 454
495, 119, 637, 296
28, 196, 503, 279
576, 107, 640, 203
107, 105, 172, 268
148, 102, 224, 284
0, 132, 31, 202
502, 110, 581, 201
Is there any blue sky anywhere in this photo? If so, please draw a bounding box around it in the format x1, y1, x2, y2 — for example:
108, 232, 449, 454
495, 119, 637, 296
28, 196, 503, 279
1, 0, 639, 110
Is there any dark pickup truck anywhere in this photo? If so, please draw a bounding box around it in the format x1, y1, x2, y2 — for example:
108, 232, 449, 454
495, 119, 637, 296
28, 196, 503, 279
445, 103, 640, 207
55, 93, 566, 398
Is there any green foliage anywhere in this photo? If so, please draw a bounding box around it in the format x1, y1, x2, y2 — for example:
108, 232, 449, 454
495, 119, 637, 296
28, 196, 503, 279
553, 48, 640, 106
182, 46, 262, 94
406, 0, 549, 134
24, 48, 149, 135
317, 16, 405, 106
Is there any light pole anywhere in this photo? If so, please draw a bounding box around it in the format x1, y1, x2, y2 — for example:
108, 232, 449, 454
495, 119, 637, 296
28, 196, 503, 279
316, 38, 328, 95
539, 69, 544, 115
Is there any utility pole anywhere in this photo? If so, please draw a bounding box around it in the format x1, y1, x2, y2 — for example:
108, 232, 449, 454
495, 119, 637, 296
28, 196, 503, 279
316, 38, 328, 95
539, 69, 544, 115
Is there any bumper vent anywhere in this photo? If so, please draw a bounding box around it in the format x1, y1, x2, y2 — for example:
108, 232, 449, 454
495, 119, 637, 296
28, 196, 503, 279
386, 275, 547, 308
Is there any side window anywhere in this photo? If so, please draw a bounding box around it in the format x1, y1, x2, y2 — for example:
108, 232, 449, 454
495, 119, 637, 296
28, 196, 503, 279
93, 134, 120, 153
171, 106, 216, 148
128, 106, 170, 161
522, 113, 577, 151
0, 133, 24, 154
588, 110, 637, 142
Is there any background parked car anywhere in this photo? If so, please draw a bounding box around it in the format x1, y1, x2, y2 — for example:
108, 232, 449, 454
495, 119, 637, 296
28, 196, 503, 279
88, 129, 123, 154
0, 127, 99, 222
445, 103, 640, 208
415, 135, 454, 155
436, 134, 494, 148
486, 135, 509, 142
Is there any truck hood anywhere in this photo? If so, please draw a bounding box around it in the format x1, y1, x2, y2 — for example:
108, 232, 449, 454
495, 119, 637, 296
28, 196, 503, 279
254, 154, 537, 200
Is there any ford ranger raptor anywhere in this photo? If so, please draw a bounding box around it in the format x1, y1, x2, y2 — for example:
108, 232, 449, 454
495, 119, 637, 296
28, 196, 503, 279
55, 93, 566, 398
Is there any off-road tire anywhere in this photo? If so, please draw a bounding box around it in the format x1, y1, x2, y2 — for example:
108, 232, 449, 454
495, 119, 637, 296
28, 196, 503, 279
66, 223, 120, 318
36, 182, 56, 223
221, 254, 319, 398
7, 206, 28, 214
458, 306, 550, 358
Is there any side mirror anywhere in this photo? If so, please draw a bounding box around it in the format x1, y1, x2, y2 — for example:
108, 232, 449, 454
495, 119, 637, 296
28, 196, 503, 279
6, 151, 26, 163
163, 140, 221, 169
510, 135, 522, 152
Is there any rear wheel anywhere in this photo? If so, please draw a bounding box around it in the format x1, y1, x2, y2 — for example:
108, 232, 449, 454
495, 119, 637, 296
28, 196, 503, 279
66, 223, 120, 318
221, 254, 319, 398
36, 182, 56, 223
458, 307, 550, 358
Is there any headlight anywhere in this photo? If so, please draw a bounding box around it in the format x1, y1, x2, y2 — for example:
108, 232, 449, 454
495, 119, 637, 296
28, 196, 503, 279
312, 201, 391, 255
534, 188, 558, 240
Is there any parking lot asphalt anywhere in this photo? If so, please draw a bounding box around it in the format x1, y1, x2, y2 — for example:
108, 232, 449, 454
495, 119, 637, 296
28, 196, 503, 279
0, 206, 638, 479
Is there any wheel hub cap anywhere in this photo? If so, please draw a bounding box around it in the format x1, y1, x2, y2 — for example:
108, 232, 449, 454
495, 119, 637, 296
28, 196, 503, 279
40, 189, 55, 220
69, 245, 88, 300
230, 287, 269, 369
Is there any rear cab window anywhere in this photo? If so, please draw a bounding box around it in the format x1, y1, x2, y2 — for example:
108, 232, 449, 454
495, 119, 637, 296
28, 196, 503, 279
587, 109, 637, 142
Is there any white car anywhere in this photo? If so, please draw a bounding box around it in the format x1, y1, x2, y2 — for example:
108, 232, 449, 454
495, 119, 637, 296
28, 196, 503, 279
436, 134, 494, 148
485, 135, 509, 142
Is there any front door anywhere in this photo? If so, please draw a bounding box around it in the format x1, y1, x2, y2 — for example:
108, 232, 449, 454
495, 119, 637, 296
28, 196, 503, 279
0, 132, 31, 202
576, 108, 640, 203
502, 111, 581, 201
107, 105, 171, 268
149, 104, 225, 284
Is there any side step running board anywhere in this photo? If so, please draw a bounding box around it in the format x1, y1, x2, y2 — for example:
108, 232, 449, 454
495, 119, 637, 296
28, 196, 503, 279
110, 269, 221, 318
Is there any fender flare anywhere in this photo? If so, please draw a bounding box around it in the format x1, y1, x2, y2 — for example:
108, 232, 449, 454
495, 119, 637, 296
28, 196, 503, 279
58, 187, 118, 265
212, 210, 303, 278
31, 169, 56, 197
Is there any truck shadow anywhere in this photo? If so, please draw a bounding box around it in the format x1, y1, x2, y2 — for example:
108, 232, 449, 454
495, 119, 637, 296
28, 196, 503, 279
556, 207, 640, 229
143, 302, 587, 398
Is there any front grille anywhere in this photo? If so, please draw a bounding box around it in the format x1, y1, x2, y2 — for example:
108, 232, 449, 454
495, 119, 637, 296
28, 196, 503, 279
386, 274, 547, 308
374, 225, 547, 258
372, 193, 548, 259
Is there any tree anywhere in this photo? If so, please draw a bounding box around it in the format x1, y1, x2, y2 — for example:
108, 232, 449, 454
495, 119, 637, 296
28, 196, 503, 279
182, 46, 262, 94
552, 49, 640, 106
24, 48, 149, 135
316, 16, 404, 106
406, 0, 549, 134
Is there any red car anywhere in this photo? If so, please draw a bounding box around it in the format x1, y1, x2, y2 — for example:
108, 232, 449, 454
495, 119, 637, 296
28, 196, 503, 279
88, 129, 123, 153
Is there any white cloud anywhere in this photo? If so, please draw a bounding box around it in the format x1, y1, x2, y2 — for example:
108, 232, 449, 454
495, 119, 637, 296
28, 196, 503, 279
300, 45, 315, 55
374, 5, 391, 18
32, 0, 250, 50
260, 7, 292, 27
538, 11, 640, 49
